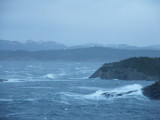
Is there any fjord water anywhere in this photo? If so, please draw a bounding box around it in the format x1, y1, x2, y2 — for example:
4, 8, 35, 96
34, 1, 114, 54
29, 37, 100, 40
0, 62, 160, 120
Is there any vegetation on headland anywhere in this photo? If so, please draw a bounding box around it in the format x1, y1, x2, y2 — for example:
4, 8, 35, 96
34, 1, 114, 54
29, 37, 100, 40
90, 57, 160, 80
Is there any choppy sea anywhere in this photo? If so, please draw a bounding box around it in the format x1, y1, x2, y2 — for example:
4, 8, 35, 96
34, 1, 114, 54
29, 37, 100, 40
0, 62, 160, 120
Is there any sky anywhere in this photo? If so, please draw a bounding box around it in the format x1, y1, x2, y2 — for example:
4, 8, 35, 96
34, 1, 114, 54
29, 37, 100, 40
0, 0, 160, 46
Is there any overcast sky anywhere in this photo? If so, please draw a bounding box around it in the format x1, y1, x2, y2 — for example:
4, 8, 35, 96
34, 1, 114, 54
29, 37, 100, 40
0, 0, 160, 46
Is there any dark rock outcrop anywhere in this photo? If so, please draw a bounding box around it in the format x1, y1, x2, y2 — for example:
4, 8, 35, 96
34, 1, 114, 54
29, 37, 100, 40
142, 80, 160, 100
90, 57, 160, 80
0, 78, 7, 82
102, 90, 138, 98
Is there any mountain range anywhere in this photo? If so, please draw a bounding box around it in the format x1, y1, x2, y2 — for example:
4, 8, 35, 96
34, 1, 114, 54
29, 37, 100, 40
1, 40, 160, 51
0, 40, 66, 51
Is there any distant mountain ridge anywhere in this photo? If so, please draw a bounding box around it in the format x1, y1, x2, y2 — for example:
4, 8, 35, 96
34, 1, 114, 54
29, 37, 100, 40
1, 40, 160, 51
0, 40, 66, 51
69, 44, 160, 50
69, 44, 140, 50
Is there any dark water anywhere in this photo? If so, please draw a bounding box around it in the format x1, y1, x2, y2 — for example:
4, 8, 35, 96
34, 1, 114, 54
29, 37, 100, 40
0, 62, 160, 120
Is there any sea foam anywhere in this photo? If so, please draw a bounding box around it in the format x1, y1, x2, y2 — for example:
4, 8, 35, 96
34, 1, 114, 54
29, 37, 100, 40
59, 84, 143, 101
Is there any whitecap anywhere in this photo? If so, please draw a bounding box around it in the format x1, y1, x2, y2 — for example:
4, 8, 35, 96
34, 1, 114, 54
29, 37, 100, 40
78, 86, 103, 90
7, 112, 26, 116
59, 84, 143, 101
84, 90, 106, 100
25, 98, 36, 101
6, 78, 24, 82
75, 67, 81, 70
82, 76, 89, 79
0, 98, 13, 102
43, 74, 56, 79
109, 84, 143, 96
59, 91, 105, 101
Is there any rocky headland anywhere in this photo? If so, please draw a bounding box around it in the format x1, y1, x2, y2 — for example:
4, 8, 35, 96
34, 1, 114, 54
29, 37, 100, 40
90, 57, 160, 80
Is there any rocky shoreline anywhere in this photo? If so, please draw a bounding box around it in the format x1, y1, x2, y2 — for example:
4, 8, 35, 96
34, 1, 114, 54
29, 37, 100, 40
90, 57, 160, 100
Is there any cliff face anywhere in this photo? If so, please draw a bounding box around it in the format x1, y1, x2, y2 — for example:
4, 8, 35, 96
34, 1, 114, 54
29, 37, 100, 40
90, 57, 160, 80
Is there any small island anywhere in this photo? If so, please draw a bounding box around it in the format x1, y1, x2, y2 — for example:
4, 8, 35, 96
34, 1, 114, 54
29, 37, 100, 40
90, 57, 160, 80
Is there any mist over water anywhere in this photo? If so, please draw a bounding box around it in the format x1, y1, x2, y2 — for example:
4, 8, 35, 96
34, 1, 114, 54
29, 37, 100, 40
0, 62, 160, 120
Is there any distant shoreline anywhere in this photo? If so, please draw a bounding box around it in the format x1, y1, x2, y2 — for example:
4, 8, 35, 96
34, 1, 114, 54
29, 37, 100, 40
0, 47, 160, 62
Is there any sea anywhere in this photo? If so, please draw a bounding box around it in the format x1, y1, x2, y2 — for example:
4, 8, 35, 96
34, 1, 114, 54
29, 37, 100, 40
0, 62, 160, 120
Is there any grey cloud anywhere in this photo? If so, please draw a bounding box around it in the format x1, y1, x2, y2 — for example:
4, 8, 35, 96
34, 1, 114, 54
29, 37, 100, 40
0, 0, 160, 46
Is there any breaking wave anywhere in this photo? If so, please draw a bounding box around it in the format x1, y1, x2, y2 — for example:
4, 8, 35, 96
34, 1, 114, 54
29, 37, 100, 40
43, 74, 56, 79
59, 84, 143, 101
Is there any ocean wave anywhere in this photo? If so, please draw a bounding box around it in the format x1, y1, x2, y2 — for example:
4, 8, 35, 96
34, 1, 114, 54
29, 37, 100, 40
27, 65, 34, 68
74, 67, 81, 70
88, 84, 143, 99
3, 78, 76, 83
0, 98, 13, 102
109, 84, 143, 95
7, 112, 26, 117
59, 84, 143, 101
27, 65, 42, 68
58, 72, 66, 76
43, 72, 66, 79
69, 76, 88, 80
43, 74, 56, 79
22, 87, 54, 89
5, 78, 25, 82
58, 90, 106, 101
84, 90, 106, 100
78, 86, 104, 90
24, 98, 36, 102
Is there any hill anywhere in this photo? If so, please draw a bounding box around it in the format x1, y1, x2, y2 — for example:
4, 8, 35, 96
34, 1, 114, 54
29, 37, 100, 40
1, 47, 160, 62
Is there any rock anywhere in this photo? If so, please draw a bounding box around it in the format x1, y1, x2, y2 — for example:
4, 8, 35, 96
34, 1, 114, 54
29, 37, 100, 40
90, 57, 160, 80
0, 78, 7, 82
102, 90, 138, 98
142, 80, 160, 100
